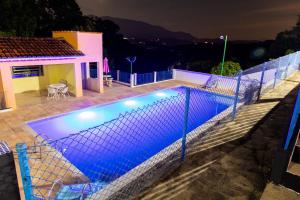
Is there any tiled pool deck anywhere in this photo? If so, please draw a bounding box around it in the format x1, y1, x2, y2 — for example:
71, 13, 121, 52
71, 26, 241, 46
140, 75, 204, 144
1, 73, 300, 199
0, 80, 195, 148
0, 80, 195, 199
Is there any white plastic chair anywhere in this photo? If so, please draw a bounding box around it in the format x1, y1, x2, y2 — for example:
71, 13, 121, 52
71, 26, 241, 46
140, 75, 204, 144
47, 87, 58, 99
59, 86, 70, 98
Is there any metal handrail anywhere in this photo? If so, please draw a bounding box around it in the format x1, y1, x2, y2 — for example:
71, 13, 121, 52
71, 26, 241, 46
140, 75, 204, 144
47, 178, 63, 200
31, 134, 53, 159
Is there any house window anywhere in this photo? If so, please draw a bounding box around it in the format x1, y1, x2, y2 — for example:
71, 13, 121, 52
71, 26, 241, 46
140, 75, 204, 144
89, 62, 98, 78
12, 65, 43, 78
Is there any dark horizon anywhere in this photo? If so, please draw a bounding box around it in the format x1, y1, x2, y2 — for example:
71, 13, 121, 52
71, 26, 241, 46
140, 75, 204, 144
77, 0, 300, 41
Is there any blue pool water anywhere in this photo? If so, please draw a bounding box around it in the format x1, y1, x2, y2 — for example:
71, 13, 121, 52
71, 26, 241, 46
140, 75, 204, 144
28, 86, 234, 184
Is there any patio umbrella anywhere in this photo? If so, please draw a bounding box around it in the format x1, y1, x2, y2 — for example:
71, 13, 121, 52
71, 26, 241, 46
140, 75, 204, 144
103, 57, 110, 75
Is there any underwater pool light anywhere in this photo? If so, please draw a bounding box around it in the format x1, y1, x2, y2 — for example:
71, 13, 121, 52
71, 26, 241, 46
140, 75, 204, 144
78, 111, 97, 120
124, 100, 137, 106
156, 92, 167, 97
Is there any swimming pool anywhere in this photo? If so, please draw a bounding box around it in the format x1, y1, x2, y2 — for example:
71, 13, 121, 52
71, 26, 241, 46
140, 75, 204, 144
28, 86, 235, 186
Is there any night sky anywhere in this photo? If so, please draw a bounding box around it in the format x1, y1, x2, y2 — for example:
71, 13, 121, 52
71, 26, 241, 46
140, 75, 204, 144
77, 0, 300, 40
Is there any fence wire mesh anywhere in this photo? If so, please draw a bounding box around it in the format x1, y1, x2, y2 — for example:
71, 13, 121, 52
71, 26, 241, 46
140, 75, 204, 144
15, 51, 300, 200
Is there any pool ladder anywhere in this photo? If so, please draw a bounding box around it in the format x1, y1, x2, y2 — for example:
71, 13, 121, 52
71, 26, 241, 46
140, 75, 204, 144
30, 134, 53, 159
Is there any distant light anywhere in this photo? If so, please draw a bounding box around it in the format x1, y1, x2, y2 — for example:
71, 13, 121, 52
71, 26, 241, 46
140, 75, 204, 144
78, 111, 97, 120
124, 100, 137, 106
156, 92, 167, 97
220, 35, 224, 40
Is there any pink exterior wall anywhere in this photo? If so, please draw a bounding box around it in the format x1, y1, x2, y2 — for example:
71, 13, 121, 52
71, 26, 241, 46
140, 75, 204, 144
53, 31, 104, 93
77, 32, 103, 61
0, 63, 16, 108
76, 32, 103, 93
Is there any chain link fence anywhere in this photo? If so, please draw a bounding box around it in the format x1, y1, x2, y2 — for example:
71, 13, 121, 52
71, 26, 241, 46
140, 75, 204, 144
15, 51, 300, 200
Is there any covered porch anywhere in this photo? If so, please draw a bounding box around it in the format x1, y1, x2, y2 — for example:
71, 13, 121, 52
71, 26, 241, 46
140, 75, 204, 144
14, 78, 121, 108
0, 59, 103, 109
0, 31, 104, 110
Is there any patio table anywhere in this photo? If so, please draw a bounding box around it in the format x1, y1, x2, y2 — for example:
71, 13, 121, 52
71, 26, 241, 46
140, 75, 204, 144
103, 75, 112, 79
48, 83, 66, 99
49, 83, 66, 90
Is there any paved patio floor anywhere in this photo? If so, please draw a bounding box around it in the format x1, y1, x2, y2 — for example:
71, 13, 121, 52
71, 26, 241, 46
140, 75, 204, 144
0, 80, 194, 148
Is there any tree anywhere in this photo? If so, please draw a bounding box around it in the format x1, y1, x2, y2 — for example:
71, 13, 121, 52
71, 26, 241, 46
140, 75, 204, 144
35, 0, 85, 36
270, 15, 300, 57
186, 60, 213, 73
285, 49, 295, 55
0, 0, 37, 36
211, 61, 241, 76
0, 0, 87, 37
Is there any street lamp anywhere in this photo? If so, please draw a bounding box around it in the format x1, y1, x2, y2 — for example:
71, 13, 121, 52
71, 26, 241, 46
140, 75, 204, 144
220, 35, 228, 76
126, 56, 137, 74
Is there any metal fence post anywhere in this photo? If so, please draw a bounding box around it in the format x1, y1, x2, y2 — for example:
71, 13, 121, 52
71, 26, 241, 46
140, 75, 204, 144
284, 55, 291, 79
273, 57, 281, 88
284, 88, 300, 150
16, 143, 33, 200
294, 51, 299, 71
294, 52, 299, 65
130, 74, 134, 87
154, 71, 157, 83
172, 69, 176, 79
232, 71, 242, 120
181, 87, 191, 161
117, 70, 120, 81
134, 73, 137, 86
257, 63, 266, 101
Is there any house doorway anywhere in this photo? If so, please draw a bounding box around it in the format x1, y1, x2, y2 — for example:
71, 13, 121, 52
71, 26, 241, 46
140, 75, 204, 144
81, 63, 88, 90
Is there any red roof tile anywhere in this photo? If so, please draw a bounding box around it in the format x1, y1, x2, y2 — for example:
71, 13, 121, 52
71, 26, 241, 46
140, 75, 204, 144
0, 37, 84, 59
